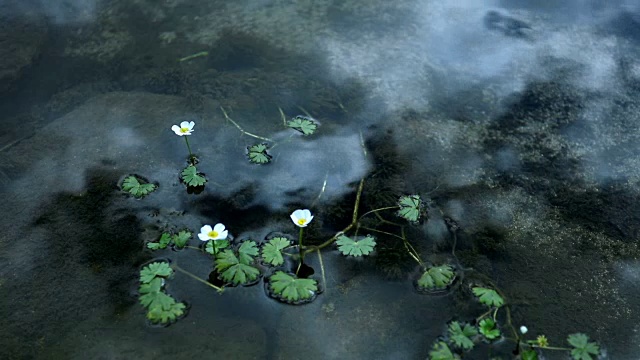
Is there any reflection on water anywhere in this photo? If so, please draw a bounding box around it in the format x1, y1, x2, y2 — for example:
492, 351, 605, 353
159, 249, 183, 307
1, 0, 640, 358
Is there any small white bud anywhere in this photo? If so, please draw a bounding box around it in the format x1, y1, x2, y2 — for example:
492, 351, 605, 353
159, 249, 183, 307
520, 326, 528, 334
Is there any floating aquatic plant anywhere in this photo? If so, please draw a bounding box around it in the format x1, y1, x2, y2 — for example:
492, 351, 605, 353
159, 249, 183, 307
181, 165, 207, 187
138, 262, 186, 325
397, 194, 422, 223
478, 318, 500, 340
417, 264, 456, 292
122, 175, 156, 198
247, 143, 272, 164
429, 341, 459, 360
336, 234, 376, 256
147, 233, 172, 250
206, 239, 230, 256
261, 236, 291, 266
214, 240, 260, 286
472, 287, 504, 308
171, 230, 192, 248
448, 321, 477, 351
287, 115, 317, 135
147, 231, 192, 250
567, 333, 599, 360
267, 270, 318, 304
198, 223, 228, 241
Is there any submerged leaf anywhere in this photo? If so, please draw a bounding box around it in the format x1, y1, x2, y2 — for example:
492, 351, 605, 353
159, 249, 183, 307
269, 271, 317, 302
472, 287, 504, 308
478, 318, 501, 340
139, 289, 175, 311
140, 262, 173, 283
139, 277, 163, 294
122, 176, 156, 198
417, 265, 455, 291
567, 333, 599, 360
261, 237, 291, 266
247, 143, 272, 164
287, 115, 317, 135
397, 194, 422, 222
336, 234, 376, 256
429, 341, 459, 360
181, 165, 207, 187
448, 321, 477, 350
215, 249, 260, 285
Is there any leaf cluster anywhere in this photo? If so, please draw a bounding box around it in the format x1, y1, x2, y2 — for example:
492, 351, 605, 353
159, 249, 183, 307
122, 175, 156, 198
147, 231, 192, 250
214, 240, 260, 285
417, 264, 455, 291
268, 271, 318, 302
138, 262, 186, 324
287, 115, 318, 135
181, 165, 207, 187
429, 341, 459, 360
206, 239, 230, 255
448, 321, 477, 350
478, 318, 500, 340
336, 234, 376, 257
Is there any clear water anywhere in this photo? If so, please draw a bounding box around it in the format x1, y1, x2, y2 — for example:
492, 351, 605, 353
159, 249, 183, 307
1, 0, 640, 359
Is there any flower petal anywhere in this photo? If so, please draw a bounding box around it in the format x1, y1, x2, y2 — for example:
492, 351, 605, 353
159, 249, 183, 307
187, 121, 195, 130
180, 121, 191, 128
200, 225, 212, 234
213, 223, 226, 233
301, 209, 312, 219
290, 212, 299, 224
217, 230, 228, 240
292, 209, 305, 220
171, 125, 183, 136
307, 215, 314, 224
198, 233, 210, 241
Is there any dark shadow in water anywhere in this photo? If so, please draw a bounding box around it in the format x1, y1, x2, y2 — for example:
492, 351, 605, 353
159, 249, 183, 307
1, 164, 149, 358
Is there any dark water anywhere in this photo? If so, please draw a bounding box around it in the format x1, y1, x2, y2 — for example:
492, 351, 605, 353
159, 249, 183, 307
1, 0, 640, 359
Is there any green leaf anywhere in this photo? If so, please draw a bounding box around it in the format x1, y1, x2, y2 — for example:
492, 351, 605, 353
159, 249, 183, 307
181, 165, 207, 187
205, 239, 229, 255
448, 321, 477, 350
397, 195, 422, 222
429, 341, 459, 360
269, 271, 318, 302
567, 333, 599, 360
287, 115, 317, 135
478, 318, 501, 340
147, 233, 172, 250
139, 277, 163, 294
336, 234, 377, 256
172, 230, 191, 248
139, 289, 176, 311
238, 240, 259, 265
247, 143, 272, 164
417, 265, 455, 291
122, 176, 156, 198
472, 287, 504, 308
261, 237, 290, 266
215, 250, 260, 285
140, 262, 173, 283
147, 301, 186, 324
521, 350, 539, 360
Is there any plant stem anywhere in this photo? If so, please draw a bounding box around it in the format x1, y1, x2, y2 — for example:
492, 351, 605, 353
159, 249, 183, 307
173, 264, 224, 292
296, 227, 305, 276
184, 136, 194, 160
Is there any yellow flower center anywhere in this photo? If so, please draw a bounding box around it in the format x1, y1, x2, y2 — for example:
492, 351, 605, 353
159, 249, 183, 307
297, 219, 306, 225
180, 127, 189, 133
208, 231, 218, 238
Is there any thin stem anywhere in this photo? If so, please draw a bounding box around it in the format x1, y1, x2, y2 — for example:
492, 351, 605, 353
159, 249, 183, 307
304, 179, 365, 255
278, 106, 287, 127
220, 106, 273, 142
527, 344, 572, 351
173, 264, 224, 292
184, 245, 201, 251
401, 227, 424, 266
357, 206, 399, 223
184, 136, 193, 160
296, 227, 304, 276
317, 249, 326, 291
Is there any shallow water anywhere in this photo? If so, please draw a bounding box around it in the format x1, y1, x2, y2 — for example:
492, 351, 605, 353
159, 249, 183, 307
1, 0, 640, 359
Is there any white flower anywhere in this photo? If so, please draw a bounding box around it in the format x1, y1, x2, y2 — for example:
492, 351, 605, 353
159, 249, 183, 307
290, 209, 314, 228
171, 121, 195, 136
198, 223, 228, 241
520, 326, 528, 335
